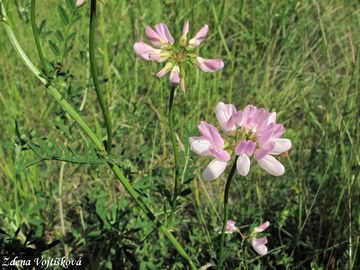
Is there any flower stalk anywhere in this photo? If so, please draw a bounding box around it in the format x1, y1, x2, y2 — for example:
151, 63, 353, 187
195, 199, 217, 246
217, 155, 239, 270
0, 2, 196, 269
89, 0, 112, 153
168, 85, 180, 222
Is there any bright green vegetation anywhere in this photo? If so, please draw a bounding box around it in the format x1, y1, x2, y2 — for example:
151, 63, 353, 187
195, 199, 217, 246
0, 0, 359, 269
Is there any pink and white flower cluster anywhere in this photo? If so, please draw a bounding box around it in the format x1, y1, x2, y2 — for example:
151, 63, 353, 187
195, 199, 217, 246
252, 221, 270, 256
133, 21, 224, 91
224, 220, 270, 256
190, 102, 291, 180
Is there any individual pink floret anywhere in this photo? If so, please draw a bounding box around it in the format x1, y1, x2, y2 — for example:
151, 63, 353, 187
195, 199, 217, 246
190, 121, 230, 180
226, 220, 237, 233
252, 221, 270, 256
252, 237, 268, 256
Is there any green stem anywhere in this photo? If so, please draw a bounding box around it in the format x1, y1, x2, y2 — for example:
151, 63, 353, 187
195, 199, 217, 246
30, 0, 49, 76
168, 85, 180, 222
0, 3, 196, 269
217, 156, 239, 270
0, 3, 45, 85
89, 0, 112, 153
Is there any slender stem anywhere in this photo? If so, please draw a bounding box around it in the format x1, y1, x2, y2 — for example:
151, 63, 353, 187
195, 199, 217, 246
89, 0, 112, 153
217, 156, 239, 270
0, 3, 46, 85
0, 3, 196, 268
30, 0, 49, 76
168, 85, 180, 221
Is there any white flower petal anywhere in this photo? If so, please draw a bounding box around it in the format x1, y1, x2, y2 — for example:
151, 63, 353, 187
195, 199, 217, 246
189, 137, 211, 156
267, 112, 276, 124
257, 155, 285, 176
202, 159, 228, 181
215, 102, 236, 131
270, 138, 291, 154
236, 153, 250, 176
252, 237, 268, 256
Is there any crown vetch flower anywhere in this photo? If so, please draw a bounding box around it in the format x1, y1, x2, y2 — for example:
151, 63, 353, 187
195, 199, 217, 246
251, 221, 270, 256
226, 220, 238, 233
190, 102, 291, 180
133, 21, 224, 91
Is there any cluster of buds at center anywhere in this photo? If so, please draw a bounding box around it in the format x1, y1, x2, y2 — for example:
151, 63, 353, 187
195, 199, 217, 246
134, 21, 224, 91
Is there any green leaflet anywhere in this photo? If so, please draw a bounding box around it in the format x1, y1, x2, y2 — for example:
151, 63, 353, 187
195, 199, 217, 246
17, 138, 106, 170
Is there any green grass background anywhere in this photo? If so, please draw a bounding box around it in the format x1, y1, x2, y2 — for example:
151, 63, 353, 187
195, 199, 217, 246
0, 0, 359, 269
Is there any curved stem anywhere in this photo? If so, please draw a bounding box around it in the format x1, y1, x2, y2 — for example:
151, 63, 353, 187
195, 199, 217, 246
168, 85, 180, 222
30, 0, 49, 76
0, 3, 196, 269
217, 155, 239, 270
0, 3, 46, 85
89, 0, 112, 153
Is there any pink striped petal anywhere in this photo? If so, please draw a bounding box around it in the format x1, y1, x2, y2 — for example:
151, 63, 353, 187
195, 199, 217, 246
258, 129, 273, 146
254, 143, 276, 160
235, 140, 256, 156
254, 221, 270, 233
202, 159, 228, 180
145, 26, 166, 48
215, 102, 237, 131
155, 23, 174, 44
272, 124, 285, 138
156, 63, 173, 78
253, 108, 269, 128
198, 121, 224, 149
197, 57, 224, 73
240, 105, 256, 127
149, 50, 170, 63
257, 155, 285, 176
254, 221, 270, 232
233, 111, 243, 127
181, 20, 189, 39
169, 66, 181, 85
209, 147, 230, 162
189, 24, 209, 48
133, 42, 160, 61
